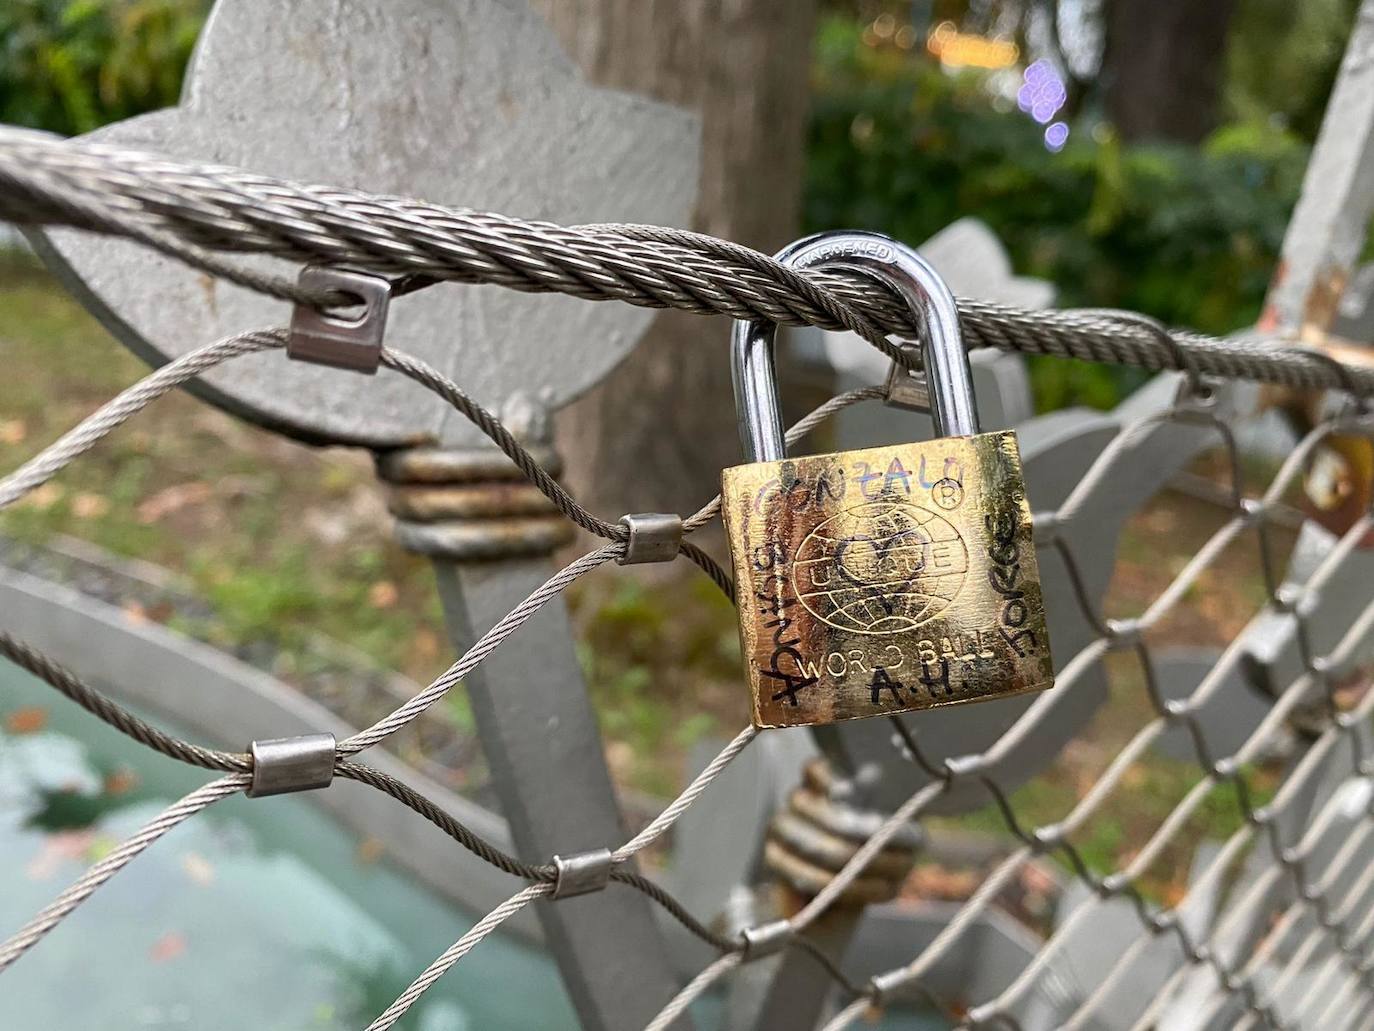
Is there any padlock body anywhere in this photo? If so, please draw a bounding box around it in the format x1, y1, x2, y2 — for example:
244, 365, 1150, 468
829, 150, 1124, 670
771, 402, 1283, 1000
722, 432, 1053, 728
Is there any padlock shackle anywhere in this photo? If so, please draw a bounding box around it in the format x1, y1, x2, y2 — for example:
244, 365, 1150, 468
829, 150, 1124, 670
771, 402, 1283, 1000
731, 230, 979, 462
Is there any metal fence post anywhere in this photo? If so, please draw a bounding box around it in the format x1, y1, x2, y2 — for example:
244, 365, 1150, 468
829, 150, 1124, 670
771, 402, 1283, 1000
22, 2, 704, 1023
378, 439, 691, 1031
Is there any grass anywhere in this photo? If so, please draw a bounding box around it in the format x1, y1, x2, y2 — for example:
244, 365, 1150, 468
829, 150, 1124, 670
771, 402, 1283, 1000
0, 252, 734, 795
0, 251, 444, 674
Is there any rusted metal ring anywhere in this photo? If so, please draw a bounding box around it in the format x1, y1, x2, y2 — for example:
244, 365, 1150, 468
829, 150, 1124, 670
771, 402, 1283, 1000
392, 516, 575, 560
376, 445, 563, 484
385, 481, 559, 522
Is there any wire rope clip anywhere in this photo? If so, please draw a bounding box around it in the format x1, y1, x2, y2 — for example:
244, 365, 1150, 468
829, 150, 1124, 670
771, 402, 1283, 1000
247, 733, 336, 798
883, 342, 930, 412
288, 267, 391, 373
617, 512, 683, 565
551, 847, 613, 899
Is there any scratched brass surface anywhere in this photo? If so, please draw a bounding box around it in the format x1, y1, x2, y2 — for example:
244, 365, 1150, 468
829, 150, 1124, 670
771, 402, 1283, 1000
722, 432, 1054, 728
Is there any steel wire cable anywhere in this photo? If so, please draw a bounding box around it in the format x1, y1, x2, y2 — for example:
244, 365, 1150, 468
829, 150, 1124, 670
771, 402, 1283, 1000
642, 952, 745, 1031
363, 883, 554, 1031
0, 328, 286, 510
0, 324, 871, 776
7, 125, 1374, 1031
642, 403, 1374, 1031
0, 629, 250, 772
0, 774, 249, 972
807, 413, 1374, 1030
0, 314, 870, 1002
3, 127, 1374, 395
5, 324, 1372, 1030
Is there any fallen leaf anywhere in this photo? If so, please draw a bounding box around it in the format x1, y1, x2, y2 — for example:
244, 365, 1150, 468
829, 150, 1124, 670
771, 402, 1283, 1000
148, 931, 187, 963
368, 581, 399, 609
25, 830, 96, 880
357, 837, 385, 864
104, 768, 140, 796
412, 627, 441, 661
71, 492, 109, 519
5, 706, 48, 734
136, 482, 212, 524
85, 834, 117, 862
0, 419, 26, 444
20, 482, 63, 510
122, 600, 148, 625
180, 852, 215, 886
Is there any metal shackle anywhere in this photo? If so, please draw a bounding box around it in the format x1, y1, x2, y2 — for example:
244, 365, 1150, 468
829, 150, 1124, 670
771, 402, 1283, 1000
731, 229, 980, 462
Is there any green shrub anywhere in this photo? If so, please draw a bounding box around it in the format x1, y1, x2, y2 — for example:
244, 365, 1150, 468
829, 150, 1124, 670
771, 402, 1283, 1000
805, 16, 1312, 409
0, 0, 208, 136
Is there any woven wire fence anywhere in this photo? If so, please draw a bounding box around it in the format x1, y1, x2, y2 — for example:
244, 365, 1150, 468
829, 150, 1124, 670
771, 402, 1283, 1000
1, 129, 1374, 1031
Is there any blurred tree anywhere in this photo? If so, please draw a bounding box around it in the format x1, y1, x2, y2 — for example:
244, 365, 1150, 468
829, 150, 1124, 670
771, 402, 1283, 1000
0, 0, 208, 136
835, 0, 1355, 146
806, 15, 1311, 408
1224, 0, 1359, 141
532, 0, 820, 517
1098, 0, 1238, 143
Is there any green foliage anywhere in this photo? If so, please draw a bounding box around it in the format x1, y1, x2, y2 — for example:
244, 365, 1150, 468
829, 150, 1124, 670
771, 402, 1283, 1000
1225, 0, 1357, 141
806, 17, 1313, 409
0, 0, 208, 136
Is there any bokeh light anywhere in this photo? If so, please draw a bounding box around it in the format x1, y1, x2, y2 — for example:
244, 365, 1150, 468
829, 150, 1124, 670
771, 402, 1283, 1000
1019, 60, 1069, 148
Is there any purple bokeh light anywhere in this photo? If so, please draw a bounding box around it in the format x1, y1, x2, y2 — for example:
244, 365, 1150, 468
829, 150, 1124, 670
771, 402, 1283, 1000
1019, 60, 1069, 149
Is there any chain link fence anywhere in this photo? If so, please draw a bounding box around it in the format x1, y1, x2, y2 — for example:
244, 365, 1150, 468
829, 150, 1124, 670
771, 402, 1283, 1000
1, 130, 1373, 1031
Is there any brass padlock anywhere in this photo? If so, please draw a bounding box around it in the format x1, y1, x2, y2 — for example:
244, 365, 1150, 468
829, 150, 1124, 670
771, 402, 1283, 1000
721, 230, 1054, 729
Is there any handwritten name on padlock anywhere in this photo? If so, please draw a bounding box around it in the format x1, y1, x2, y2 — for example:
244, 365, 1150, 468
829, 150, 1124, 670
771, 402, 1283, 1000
722, 228, 1054, 728
724, 436, 1053, 729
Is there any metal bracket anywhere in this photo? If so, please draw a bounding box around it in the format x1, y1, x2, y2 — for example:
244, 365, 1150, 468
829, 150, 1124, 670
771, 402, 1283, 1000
247, 732, 336, 797
287, 267, 391, 373
551, 847, 614, 899
882, 344, 930, 412
617, 513, 683, 565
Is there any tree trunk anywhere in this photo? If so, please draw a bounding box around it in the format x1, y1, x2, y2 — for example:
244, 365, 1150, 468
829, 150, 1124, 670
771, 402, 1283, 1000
1102, 0, 1238, 143
533, 0, 819, 520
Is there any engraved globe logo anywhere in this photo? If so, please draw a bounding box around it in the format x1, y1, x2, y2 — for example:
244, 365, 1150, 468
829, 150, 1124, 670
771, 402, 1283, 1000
794, 501, 969, 634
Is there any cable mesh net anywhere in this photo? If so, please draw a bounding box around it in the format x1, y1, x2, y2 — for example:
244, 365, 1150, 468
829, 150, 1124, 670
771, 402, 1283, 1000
1, 134, 1373, 1031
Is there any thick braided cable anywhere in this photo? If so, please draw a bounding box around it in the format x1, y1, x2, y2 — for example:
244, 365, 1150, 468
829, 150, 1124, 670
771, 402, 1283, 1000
1, 127, 1370, 394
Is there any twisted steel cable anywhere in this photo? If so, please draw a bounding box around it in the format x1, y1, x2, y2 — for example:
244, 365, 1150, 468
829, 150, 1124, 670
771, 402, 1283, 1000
7, 126, 1374, 1031
2, 127, 1372, 395
0, 328, 286, 510
0, 630, 250, 773
0, 774, 249, 973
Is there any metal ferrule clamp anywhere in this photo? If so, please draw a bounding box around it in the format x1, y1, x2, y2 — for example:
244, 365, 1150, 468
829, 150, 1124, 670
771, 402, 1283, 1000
550, 848, 614, 899
247, 733, 337, 798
